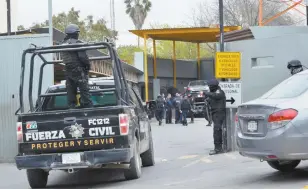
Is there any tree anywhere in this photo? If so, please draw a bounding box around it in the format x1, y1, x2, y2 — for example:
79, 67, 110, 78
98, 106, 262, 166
125, 0, 152, 46
190, 0, 301, 28
148, 23, 213, 59
28, 8, 117, 42
17, 25, 25, 31
117, 45, 143, 65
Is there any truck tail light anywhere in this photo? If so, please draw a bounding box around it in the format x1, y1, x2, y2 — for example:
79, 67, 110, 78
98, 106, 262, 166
268, 109, 298, 129
16, 122, 23, 143
119, 114, 129, 135
235, 112, 239, 129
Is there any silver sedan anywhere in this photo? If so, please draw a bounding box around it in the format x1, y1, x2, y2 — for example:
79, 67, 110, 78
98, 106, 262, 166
236, 70, 308, 172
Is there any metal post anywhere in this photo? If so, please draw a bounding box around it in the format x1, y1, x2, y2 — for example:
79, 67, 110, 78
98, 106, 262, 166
6, 0, 11, 35
259, 0, 263, 26
219, 0, 224, 52
197, 43, 201, 79
143, 35, 149, 101
306, 0, 308, 25
48, 0, 53, 45
153, 40, 157, 78
172, 41, 177, 88
219, 0, 234, 152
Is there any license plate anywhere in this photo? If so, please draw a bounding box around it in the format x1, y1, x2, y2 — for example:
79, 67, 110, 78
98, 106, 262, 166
62, 153, 81, 164
247, 121, 258, 132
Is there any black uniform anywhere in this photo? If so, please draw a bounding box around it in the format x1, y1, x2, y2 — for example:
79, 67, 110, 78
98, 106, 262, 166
188, 95, 194, 123
156, 95, 165, 126
180, 97, 192, 126
174, 96, 182, 124
204, 79, 226, 155
166, 97, 173, 124
61, 24, 92, 108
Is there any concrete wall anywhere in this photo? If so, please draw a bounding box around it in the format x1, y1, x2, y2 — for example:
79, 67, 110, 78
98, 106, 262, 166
225, 33, 308, 103
0, 34, 53, 162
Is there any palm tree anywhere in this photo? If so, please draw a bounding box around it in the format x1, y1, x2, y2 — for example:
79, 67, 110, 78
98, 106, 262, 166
125, 0, 152, 46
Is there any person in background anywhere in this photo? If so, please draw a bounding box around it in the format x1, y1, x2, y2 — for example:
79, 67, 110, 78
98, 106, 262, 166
204, 79, 226, 155
188, 94, 195, 123
165, 94, 173, 124
173, 93, 182, 124
155, 94, 165, 126
179, 95, 192, 126
287, 60, 304, 75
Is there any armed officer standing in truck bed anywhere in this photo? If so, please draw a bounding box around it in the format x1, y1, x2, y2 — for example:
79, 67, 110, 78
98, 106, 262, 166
204, 79, 226, 155
60, 24, 93, 109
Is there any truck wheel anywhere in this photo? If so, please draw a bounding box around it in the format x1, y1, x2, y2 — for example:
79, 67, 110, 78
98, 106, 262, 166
124, 138, 142, 180
26, 169, 48, 189
141, 133, 155, 167
267, 160, 301, 172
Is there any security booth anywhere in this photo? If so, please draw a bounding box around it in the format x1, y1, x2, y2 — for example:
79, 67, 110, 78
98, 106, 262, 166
129, 26, 241, 101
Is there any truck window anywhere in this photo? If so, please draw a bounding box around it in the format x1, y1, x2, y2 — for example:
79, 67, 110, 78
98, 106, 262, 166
43, 91, 117, 111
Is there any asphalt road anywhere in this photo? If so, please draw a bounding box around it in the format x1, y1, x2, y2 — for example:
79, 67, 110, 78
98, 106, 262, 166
1, 118, 308, 189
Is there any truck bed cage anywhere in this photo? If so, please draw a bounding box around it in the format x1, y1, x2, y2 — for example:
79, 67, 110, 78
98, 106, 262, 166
19, 41, 130, 114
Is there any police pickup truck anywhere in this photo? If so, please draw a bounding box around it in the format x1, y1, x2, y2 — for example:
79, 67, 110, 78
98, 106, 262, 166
15, 77, 155, 188
184, 80, 209, 116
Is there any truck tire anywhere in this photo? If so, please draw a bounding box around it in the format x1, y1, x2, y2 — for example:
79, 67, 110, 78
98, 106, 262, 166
124, 138, 142, 180
267, 160, 301, 172
26, 169, 48, 189
141, 133, 155, 167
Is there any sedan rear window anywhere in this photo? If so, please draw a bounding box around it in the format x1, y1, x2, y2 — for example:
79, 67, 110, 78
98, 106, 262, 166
260, 74, 308, 99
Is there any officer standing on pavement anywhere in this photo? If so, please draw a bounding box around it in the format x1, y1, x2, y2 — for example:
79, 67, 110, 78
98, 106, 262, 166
174, 93, 182, 124
188, 94, 194, 123
165, 94, 173, 124
60, 24, 93, 109
179, 95, 192, 126
155, 94, 165, 126
204, 79, 226, 155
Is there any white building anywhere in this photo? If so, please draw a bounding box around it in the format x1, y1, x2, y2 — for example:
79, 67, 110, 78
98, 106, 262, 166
0, 0, 18, 33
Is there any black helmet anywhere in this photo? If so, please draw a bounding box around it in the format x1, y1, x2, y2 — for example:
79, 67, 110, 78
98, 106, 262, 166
65, 24, 80, 35
208, 79, 219, 86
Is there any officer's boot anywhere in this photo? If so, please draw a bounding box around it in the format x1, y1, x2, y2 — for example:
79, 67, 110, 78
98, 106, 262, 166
159, 120, 162, 126
209, 144, 223, 155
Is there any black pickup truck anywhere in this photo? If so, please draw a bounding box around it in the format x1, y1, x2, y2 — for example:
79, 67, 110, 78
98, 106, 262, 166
15, 42, 155, 188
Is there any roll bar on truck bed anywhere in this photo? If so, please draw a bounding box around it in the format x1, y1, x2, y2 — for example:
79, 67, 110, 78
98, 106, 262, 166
17, 41, 130, 114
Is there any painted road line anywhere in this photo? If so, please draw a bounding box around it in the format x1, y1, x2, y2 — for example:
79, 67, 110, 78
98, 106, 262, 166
154, 158, 168, 163
303, 186, 308, 189
182, 159, 201, 168
200, 156, 213, 163
178, 155, 199, 160
164, 177, 204, 186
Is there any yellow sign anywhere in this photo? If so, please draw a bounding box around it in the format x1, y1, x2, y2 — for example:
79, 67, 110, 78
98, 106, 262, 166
215, 52, 241, 78
31, 138, 115, 150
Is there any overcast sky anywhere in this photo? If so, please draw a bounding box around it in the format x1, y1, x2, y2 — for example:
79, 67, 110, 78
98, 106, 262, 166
16, 0, 205, 46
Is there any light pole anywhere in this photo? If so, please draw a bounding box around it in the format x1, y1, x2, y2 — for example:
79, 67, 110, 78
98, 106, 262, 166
219, 0, 224, 52
306, 0, 308, 25
48, 0, 53, 45
6, 0, 11, 35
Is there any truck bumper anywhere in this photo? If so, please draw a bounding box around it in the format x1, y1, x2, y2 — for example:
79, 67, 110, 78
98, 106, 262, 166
15, 148, 132, 170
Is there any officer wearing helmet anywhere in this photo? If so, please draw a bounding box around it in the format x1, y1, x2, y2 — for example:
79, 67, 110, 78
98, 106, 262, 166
287, 60, 304, 75
204, 78, 226, 155
155, 94, 165, 126
60, 24, 93, 109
